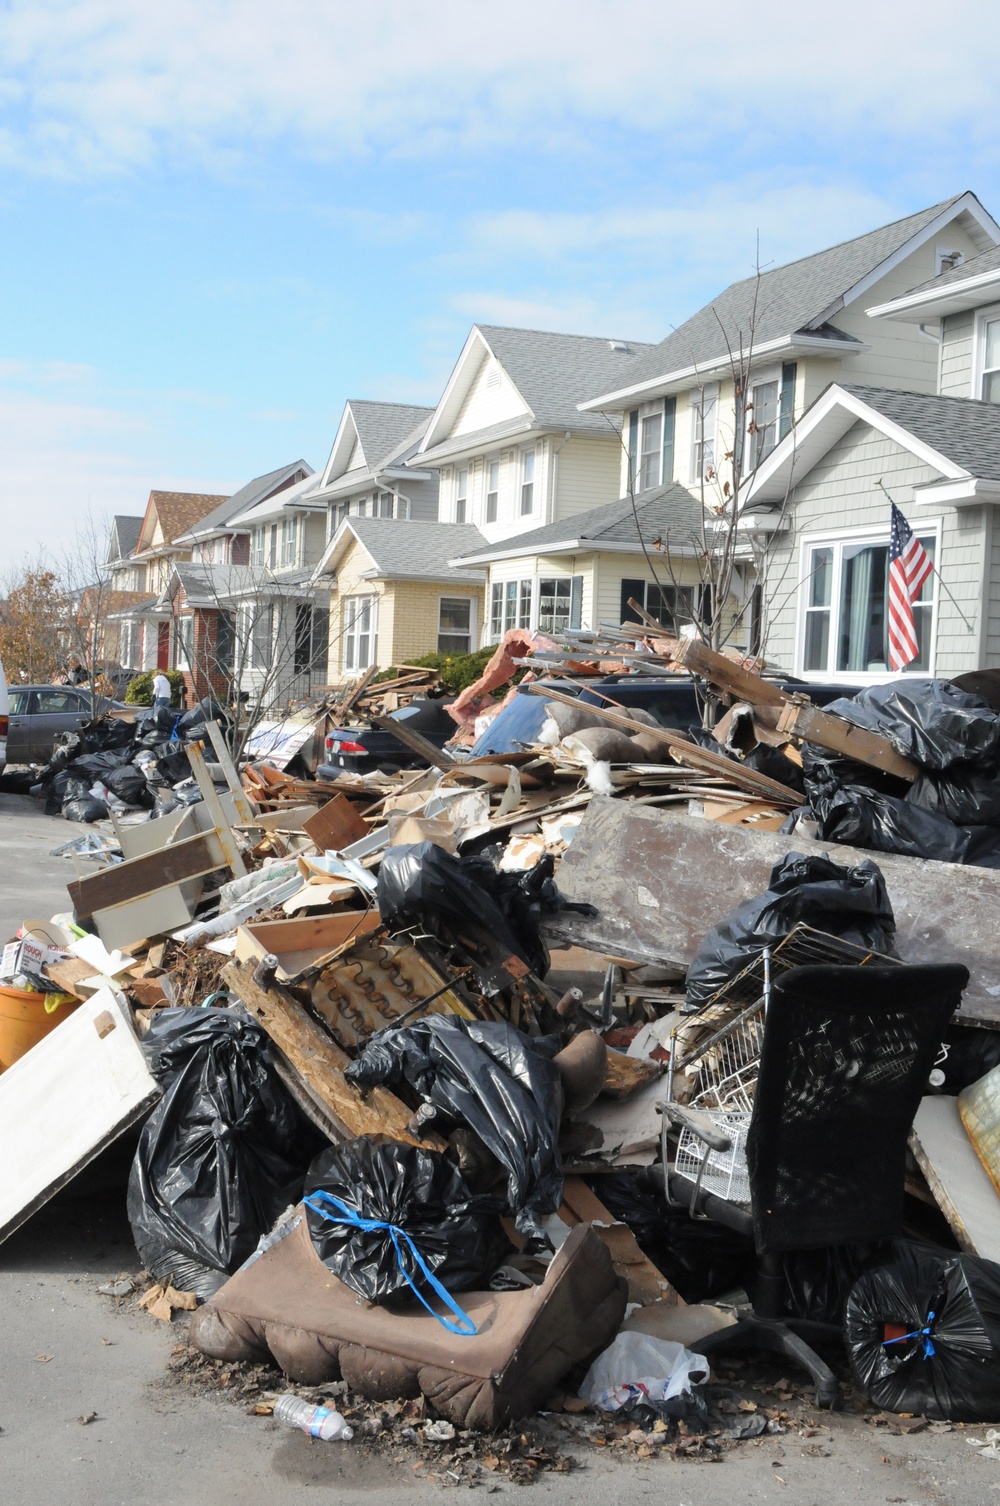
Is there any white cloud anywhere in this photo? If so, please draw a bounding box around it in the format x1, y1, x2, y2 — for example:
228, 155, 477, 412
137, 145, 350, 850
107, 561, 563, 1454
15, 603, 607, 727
0, 1, 998, 176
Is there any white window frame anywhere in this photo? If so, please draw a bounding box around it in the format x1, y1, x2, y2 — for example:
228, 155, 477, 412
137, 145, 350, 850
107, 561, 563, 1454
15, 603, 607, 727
486, 458, 500, 523
175, 614, 194, 670
519, 449, 536, 516
746, 363, 782, 471
251, 526, 265, 566
342, 594, 378, 673
638, 403, 664, 492
689, 383, 719, 484
455, 468, 469, 524
278, 515, 298, 568
437, 595, 475, 655
972, 302, 1000, 401
489, 577, 534, 641
794, 521, 941, 682
377, 491, 394, 519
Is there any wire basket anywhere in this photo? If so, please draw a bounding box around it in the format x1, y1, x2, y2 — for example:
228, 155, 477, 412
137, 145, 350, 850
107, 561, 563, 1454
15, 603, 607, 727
674, 1112, 751, 1203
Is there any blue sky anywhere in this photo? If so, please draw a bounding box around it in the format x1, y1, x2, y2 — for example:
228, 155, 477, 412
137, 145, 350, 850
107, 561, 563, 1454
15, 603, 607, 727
2, 0, 1000, 562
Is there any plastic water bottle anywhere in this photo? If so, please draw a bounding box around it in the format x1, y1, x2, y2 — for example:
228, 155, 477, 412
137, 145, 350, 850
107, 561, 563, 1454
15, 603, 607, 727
272, 1394, 354, 1441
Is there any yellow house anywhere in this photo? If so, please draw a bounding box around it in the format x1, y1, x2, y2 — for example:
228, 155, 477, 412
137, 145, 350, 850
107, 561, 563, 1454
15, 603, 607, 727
313, 518, 487, 674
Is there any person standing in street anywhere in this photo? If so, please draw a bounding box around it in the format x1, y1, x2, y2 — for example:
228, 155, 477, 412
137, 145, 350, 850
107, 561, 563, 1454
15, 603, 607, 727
152, 670, 172, 712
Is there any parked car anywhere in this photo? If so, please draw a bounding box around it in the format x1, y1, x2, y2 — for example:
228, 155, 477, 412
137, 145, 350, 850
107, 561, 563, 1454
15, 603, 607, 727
6, 685, 129, 764
468, 673, 864, 757
0, 659, 8, 777
317, 697, 458, 777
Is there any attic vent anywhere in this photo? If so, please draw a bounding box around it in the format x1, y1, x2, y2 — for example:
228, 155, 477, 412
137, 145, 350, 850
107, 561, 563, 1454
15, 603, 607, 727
608, 340, 630, 353
486, 366, 501, 389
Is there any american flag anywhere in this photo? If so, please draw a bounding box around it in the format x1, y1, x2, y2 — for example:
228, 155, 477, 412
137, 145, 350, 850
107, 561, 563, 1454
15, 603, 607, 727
888, 501, 934, 671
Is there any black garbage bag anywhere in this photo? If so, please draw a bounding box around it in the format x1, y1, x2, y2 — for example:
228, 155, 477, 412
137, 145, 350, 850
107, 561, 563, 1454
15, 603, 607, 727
845, 1242, 1000, 1421
104, 762, 156, 808
127, 1008, 311, 1300
593, 1172, 755, 1302
177, 698, 229, 737
67, 747, 134, 781
152, 743, 193, 785
688, 726, 807, 796
685, 851, 896, 1010
825, 679, 1000, 771
782, 1242, 893, 1326
346, 1015, 564, 1249
303, 1136, 509, 1310
77, 715, 136, 752
44, 770, 92, 813
135, 706, 181, 746
810, 782, 1000, 868
909, 760, 1000, 827
62, 795, 109, 822
377, 841, 543, 975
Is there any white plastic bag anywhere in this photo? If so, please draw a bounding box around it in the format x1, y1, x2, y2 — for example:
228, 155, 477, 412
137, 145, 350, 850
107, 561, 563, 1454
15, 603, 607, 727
579, 1331, 709, 1413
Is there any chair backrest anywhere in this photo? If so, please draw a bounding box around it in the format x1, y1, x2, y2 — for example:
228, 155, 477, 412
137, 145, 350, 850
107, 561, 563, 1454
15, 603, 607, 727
746, 962, 969, 1253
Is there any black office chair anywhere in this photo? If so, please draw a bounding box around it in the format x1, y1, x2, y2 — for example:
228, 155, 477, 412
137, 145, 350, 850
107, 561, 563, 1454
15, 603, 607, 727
651, 961, 970, 1408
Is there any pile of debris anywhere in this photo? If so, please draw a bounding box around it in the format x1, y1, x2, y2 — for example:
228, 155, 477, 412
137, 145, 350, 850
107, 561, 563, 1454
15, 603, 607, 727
5, 624, 1000, 1460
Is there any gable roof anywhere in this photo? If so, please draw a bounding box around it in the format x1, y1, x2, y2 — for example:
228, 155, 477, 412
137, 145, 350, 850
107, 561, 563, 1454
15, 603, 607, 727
580, 193, 1000, 411
106, 515, 143, 563
868, 242, 1000, 322
137, 491, 230, 554
314, 518, 488, 584
227, 470, 324, 526
746, 382, 1000, 508
315, 401, 435, 495
173, 461, 314, 544
416, 324, 655, 462
449, 483, 705, 566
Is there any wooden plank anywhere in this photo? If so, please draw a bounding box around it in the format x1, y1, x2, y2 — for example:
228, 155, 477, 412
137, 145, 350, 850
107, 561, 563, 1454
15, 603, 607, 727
527, 684, 800, 805
544, 799, 1000, 1029
776, 700, 918, 782
0, 990, 160, 1244
672, 635, 787, 706
204, 719, 256, 823
235, 910, 383, 982
303, 792, 369, 852
371, 713, 457, 770
331, 664, 379, 721
560, 1175, 679, 1308
43, 957, 103, 999
68, 831, 224, 921
909, 1095, 1000, 1261
222, 960, 443, 1148
185, 740, 247, 876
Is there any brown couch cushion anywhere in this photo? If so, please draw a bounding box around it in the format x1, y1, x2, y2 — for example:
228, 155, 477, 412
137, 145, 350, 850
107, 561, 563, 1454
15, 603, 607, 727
189, 1210, 626, 1430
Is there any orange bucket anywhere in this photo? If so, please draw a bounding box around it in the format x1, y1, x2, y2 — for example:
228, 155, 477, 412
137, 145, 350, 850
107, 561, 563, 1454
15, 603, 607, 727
0, 983, 81, 1071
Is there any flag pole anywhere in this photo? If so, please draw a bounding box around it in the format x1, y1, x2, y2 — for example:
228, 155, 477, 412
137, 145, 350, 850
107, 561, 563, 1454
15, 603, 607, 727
875, 480, 975, 634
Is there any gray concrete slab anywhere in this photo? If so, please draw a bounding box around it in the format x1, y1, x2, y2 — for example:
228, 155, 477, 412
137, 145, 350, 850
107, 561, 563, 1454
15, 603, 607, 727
1, 792, 998, 1505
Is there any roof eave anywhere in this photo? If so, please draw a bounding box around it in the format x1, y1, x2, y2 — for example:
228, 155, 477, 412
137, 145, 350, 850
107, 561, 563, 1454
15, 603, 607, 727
577, 333, 867, 412
911, 475, 1000, 507
867, 266, 1000, 323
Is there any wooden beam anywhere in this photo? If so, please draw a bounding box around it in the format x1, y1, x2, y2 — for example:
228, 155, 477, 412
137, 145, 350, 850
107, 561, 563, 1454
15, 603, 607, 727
672, 635, 919, 782
371, 713, 457, 770
330, 664, 379, 722
222, 960, 444, 1149
526, 684, 800, 805
775, 700, 918, 782
68, 831, 225, 921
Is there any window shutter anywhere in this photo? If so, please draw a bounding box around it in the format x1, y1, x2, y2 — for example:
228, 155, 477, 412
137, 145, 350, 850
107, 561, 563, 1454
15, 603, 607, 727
779, 363, 797, 440
620, 578, 645, 626
628, 411, 638, 491
662, 397, 676, 485
570, 575, 583, 630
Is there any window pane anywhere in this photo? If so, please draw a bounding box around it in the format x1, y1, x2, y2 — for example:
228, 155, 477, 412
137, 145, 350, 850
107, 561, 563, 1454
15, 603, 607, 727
490, 582, 503, 638
518, 579, 533, 629
639, 412, 662, 490
986, 319, 1000, 371
538, 577, 572, 632
750, 380, 779, 466
803, 611, 830, 672
837, 544, 888, 672
985, 369, 1000, 404
486, 459, 499, 523
810, 546, 833, 607
439, 598, 471, 634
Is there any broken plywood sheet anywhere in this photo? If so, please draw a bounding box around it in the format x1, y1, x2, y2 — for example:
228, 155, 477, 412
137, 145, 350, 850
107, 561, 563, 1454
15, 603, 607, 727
0, 989, 160, 1244
543, 798, 1000, 1028
910, 1095, 1000, 1262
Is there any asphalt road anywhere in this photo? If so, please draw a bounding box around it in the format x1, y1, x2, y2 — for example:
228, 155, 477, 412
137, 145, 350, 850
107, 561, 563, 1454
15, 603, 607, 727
0, 791, 998, 1505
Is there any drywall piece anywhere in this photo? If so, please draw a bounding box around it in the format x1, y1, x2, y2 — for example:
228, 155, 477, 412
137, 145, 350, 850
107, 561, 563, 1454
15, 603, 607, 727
544, 799, 1000, 1027
0, 989, 160, 1244
910, 1095, 1000, 1262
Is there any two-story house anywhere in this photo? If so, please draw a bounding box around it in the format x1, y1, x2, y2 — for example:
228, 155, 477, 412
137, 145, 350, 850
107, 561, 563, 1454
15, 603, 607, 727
743, 240, 1000, 680
455, 194, 1000, 648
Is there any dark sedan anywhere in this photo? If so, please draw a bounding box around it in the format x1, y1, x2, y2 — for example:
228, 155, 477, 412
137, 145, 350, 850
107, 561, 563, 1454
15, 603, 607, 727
6, 686, 129, 764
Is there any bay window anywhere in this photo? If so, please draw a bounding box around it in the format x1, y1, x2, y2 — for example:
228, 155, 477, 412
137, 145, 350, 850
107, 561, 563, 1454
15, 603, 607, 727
800, 533, 936, 675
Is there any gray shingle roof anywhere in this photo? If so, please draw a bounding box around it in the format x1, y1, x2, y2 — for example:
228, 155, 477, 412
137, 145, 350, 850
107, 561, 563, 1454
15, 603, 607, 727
584, 197, 967, 402
171, 562, 317, 606
902, 242, 1000, 297
415, 416, 536, 465
346, 519, 487, 581
176, 461, 314, 542
476, 326, 656, 430
108, 515, 143, 562
839, 384, 1000, 480
450, 483, 705, 563
350, 402, 434, 470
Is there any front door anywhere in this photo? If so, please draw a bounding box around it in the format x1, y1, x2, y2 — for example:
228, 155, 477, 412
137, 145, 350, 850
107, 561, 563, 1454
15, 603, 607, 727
157, 622, 170, 669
